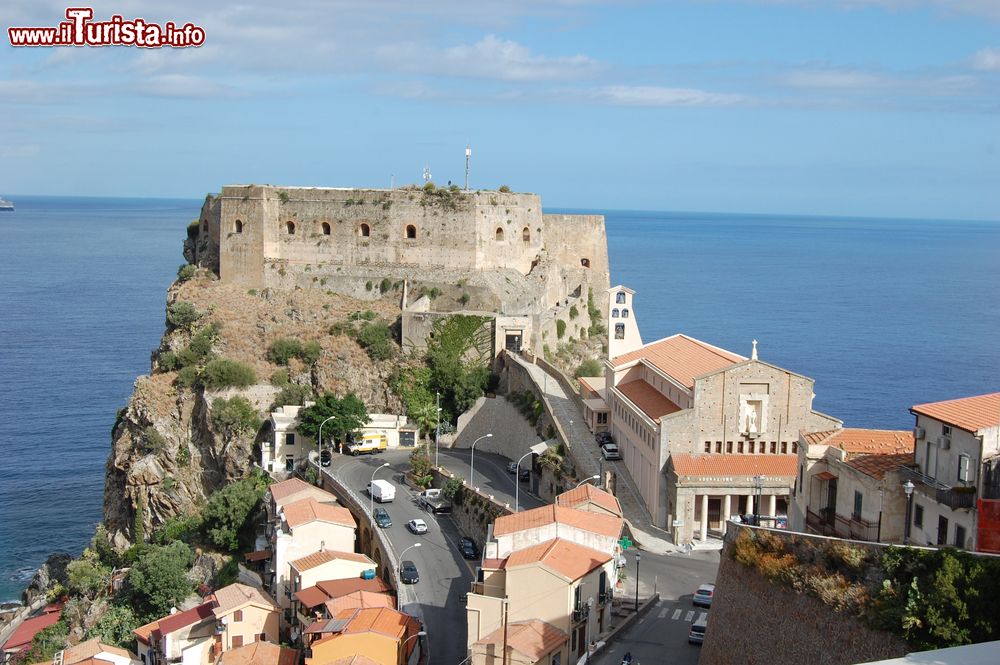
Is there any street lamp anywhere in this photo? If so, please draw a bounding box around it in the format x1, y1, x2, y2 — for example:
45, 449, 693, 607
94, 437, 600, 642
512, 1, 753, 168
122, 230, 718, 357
515, 442, 551, 512
371, 462, 390, 516
903, 480, 915, 545
401, 629, 427, 664
753, 475, 764, 526
575, 475, 600, 489
318, 415, 336, 468
469, 433, 493, 488
434, 392, 443, 468
634, 553, 641, 611
399, 542, 422, 567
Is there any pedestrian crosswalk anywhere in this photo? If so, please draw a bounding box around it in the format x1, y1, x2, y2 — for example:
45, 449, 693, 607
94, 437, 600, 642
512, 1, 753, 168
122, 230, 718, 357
655, 604, 707, 623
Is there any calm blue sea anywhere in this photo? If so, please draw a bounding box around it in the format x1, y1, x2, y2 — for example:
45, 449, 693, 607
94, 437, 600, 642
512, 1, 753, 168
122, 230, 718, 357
1, 197, 998, 601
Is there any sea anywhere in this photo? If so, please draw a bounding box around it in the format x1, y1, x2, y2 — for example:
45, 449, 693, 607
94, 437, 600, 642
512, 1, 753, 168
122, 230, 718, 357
1, 196, 998, 602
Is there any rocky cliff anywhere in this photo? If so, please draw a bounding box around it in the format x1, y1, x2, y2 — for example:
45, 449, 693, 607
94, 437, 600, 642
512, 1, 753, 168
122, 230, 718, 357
103, 272, 404, 548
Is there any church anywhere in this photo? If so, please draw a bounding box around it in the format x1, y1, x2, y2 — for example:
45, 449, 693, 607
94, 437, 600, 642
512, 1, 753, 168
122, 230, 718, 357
583, 286, 841, 544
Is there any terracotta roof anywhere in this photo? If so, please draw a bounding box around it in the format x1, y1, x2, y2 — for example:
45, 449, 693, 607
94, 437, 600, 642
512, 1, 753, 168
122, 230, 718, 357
847, 452, 916, 480
290, 550, 374, 573
578, 376, 605, 396
475, 619, 568, 661
293, 585, 331, 609
811, 429, 914, 455
481, 558, 508, 570
212, 583, 277, 616
611, 334, 744, 389
555, 484, 622, 517
911, 392, 1000, 433
3, 608, 62, 652
493, 505, 623, 539
670, 454, 798, 478
814, 471, 837, 481
282, 498, 356, 529
331, 607, 420, 643
802, 429, 840, 445
217, 641, 298, 665
506, 538, 612, 581
244, 550, 273, 562
156, 601, 216, 636
325, 657, 383, 665
616, 380, 682, 422
324, 591, 395, 615
315, 577, 392, 599
133, 618, 159, 644
274, 485, 339, 510
268, 477, 316, 501
61, 639, 133, 665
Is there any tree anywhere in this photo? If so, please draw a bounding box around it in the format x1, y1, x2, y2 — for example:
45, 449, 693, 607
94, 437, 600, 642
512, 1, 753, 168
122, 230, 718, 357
66, 549, 111, 598
210, 396, 261, 441
297, 392, 369, 446
575, 358, 603, 378
201, 358, 256, 389
86, 604, 140, 649
166, 301, 202, 331
127, 541, 194, 621
24, 621, 68, 663
201, 473, 269, 552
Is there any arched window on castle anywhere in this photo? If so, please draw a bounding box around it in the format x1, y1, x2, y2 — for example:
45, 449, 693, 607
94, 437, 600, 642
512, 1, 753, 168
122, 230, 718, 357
522, 227, 531, 242
622, 308, 629, 318
581, 258, 590, 267
611, 309, 620, 318
360, 223, 370, 237
285, 221, 295, 235
321, 222, 331, 236
495, 227, 505, 241
405, 225, 417, 239
234, 220, 243, 234
616, 291, 626, 304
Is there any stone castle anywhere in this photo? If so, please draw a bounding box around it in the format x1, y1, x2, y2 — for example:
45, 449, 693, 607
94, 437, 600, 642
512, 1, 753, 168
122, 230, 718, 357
187, 184, 611, 355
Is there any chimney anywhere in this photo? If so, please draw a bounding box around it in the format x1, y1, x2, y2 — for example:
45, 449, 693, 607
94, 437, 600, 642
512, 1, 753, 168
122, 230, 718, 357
319, 540, 325, 553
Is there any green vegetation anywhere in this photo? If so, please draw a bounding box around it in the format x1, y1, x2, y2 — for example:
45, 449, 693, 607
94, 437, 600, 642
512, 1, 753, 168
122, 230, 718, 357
166, 301, 202, 330
127, 541, 195, 620
270, 368, 290, 386
569, 304, 579, 319
66, 549, 111, 599
509, 390, 544, 426
443, 476, 465, 504
575, 358, 603, 378
273, 383, 313, 407
177, 264, 198, 282
587, 287, 606, 338
277, 190, 290, 203
499, 185, 511, 193
459, 292, 470, 306
426, 287, 441, 299
86, 605, 140, 648
153, 513, 203, 545
730, 529, 1000, 650
267, 338, 322, 366
201, 358, 256, 389
25, 620, 69, 662
141, 426, 167, 454
210, 396, 261, 440
200, 471, 270, 552
296, 392, 369, 447
556, 319, 567, 339
161, 322, 222, 377
357, 320, 394, 361
409, 449, 433, 487
366, 280, 373, 291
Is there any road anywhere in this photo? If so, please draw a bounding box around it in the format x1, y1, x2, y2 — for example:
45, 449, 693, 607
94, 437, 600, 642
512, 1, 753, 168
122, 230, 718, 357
436, 448, 546, 512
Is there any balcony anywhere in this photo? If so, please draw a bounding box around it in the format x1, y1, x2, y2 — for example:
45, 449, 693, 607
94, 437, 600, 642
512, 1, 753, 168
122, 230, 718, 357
806, 507, 879, 542
899, 465, 976, 511
572, 606, 589, 623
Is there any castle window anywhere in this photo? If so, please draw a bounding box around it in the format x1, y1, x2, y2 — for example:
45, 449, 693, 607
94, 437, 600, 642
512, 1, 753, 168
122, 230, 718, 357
581, 258, 590, 268
360, 223, 370, 237
285, 221, 295, 235
611, 309, 619, 318
405, 225, 417, 239
321, 222, 331, 236
614, 323, 625, 339
495, 227, 505, 241
234, 220, 243, 234
622, 308, 629, 318
616, 291, 626, 304
522, 227, 531, 242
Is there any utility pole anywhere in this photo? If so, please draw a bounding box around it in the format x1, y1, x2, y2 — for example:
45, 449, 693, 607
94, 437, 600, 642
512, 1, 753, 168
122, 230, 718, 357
501, 596, 509, 665
464, 145, 471, 191
434, 392, 441, 468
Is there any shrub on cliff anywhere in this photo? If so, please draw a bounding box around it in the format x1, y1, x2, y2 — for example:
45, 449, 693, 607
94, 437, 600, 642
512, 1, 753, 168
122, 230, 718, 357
575, 358, 603, 378
556, 319, 567, 339
176, 264, 198, 282
267, 338, 323, 366
126, 541, 195, 621
200, 472, 270, 552
166, 301, 202, 331
86, 604, 140, 649
24, 620, 69, 662
357, 320, 394, 361
210, 396, 261, 440
201, 359, 256, 390
273, 383, 313, 408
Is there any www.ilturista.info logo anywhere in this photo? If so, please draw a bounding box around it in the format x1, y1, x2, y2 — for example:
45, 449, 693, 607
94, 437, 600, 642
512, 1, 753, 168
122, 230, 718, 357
8, 7, 205, 48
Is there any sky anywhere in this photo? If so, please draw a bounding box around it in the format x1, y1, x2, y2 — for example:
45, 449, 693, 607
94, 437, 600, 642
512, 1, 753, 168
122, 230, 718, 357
2, 0, 998, 219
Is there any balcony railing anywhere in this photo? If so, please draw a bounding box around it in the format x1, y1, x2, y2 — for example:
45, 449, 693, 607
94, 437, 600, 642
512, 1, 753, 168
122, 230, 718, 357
899, 465, 976, 510
806, 507, 879, 541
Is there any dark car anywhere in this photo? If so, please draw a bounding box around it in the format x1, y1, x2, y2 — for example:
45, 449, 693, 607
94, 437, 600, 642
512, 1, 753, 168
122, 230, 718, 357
400, 560, 419, 584
373, 507, 391, 528
320, 449, 332, 467
519, 468, 530, 482
506, 461, 519, 474
458, 537, 479, 560
596, 431, 614, 446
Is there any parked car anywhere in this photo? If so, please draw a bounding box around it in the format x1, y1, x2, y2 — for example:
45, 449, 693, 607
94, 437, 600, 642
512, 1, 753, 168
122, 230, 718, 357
506, 461, 519, 473
688, 616, 707, 645
373, 507, 392, 528
320, 449, 332, 467
400, 560, 420, 584
519, 468, 530, 482
601, 443, 621, 460
458, 537, 479, 560
693, 583, 715, 607
406, 518, 428, 534
596, 431, 614, 446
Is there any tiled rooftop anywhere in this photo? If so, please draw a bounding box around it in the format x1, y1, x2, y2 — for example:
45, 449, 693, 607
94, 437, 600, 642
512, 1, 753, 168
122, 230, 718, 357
290, 549, 373, 573
506, 538, 612, 581
492, 505, 623, 538
268, 477, 317, 502
616, 379, 683, 422
324, 590, 395, 615
335, 607, 420, 641
911, 392, 1000, 433
555, 484, 622, 517
282, 497, 356, 529
847, 452, 916, 480
810, 428, 914, 455
670, 453, 798, 478
612, 334, 744, 389
475, 619, 568, 661
217, 641, 298, 665
212, 583, 277, 616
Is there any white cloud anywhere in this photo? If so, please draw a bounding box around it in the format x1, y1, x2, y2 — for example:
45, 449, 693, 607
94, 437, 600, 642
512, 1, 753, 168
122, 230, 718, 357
972, 47, 1000, 71
729, 0, 1000, 21
781, 69, 887, 89
585, 84, 747, 106
133, 74, 246, 99
0, 144, 41, 158
379, 35, 603, 82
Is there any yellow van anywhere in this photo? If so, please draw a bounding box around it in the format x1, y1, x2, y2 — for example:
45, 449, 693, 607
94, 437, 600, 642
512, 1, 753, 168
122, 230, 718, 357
346, 433, 388, 456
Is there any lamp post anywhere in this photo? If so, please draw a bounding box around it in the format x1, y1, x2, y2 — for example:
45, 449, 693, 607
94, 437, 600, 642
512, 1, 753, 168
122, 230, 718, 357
515, 442, 551, 512
584, 596, 595, 663
434, 392, 442, 468
575, 475, 600, 489
877, 487, 884, 543
903, 480, 915, 545
634, 553, 641, 611
753, 475, 764, 526
318, 415, 336, 468
401, 629, 427, 664
469, 433, 493, 488
370, 462, 390, 516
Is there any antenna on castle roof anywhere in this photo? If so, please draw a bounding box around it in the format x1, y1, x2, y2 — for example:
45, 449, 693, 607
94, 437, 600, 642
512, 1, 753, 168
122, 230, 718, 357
422, 166, 431, 184
465, 144, 472, 191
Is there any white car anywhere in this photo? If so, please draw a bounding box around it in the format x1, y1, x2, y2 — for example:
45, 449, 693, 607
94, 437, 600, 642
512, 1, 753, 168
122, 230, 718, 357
406, 518, 428, 534
601, 443, 621, 460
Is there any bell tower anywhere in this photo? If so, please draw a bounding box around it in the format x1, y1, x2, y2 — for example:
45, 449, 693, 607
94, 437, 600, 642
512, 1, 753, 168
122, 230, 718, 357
606, 285, 643, 359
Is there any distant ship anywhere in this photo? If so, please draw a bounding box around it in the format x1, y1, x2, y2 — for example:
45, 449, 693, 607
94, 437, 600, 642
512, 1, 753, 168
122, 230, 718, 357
0, 196, 13, 211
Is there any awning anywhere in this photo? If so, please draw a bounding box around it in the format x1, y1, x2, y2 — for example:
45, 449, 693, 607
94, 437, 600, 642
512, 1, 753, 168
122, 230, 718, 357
244, 549, 273, 562
815, 471, 837, 481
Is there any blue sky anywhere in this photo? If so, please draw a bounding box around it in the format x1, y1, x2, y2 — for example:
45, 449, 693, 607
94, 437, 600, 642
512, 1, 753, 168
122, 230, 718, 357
2, 0, 998, 219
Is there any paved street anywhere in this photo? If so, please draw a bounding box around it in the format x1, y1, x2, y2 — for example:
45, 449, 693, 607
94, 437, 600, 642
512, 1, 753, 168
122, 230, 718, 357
436, 447, 546, 512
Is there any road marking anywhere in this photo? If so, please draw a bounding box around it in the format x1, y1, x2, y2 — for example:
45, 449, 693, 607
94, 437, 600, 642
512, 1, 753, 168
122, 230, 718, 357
657, 608, 667, 619
698, 611, 708, 623
685, 610, 694, 622
672, 609, 682, 620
